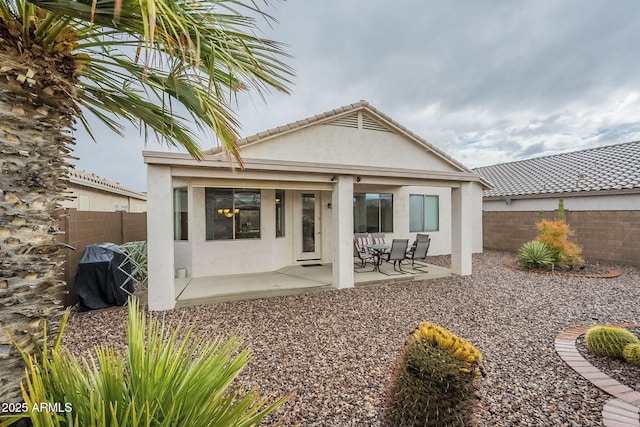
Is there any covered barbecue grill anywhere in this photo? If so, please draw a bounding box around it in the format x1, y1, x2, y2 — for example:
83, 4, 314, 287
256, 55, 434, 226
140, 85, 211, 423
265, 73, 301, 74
75, 243, 134, 311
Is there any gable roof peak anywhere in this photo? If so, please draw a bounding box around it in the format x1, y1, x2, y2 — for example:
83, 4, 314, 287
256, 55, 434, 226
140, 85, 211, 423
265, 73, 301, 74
201, 100, 487, 181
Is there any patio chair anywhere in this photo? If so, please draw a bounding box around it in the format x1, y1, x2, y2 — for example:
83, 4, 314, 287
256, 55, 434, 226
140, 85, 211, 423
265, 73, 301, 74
354, 237, 375, 270
380, 239, 409, 275
371, 233, 386, 244
416, 233, 430, 242
405, 237, 430, 272
407, 233, 430, 254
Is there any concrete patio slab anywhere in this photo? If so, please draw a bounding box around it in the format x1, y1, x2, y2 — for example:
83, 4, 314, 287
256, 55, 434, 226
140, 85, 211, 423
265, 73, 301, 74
174, 259, 452, 307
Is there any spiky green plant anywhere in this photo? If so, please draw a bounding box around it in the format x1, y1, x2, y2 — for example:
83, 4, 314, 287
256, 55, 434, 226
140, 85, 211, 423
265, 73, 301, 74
4, 298, 286, 426
517, 240, 555, 269
623, 343, 640, 366
557, 198, 566, 222
386, 322, 484, 427
585, 326, 640, 359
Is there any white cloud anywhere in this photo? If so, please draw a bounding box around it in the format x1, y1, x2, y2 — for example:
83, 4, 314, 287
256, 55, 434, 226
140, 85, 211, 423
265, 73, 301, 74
71, 0, 640, 189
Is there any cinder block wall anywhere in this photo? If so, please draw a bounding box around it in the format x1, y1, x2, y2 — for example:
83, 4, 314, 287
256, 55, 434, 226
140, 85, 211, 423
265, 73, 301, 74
483, 210, 640, 267
57, 209, 147, 306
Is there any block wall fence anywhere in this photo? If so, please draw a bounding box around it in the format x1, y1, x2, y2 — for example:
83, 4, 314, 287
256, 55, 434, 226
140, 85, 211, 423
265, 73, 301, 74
57, 208, 147, 306
52, 208, 638, 306
483, 210, 640, 267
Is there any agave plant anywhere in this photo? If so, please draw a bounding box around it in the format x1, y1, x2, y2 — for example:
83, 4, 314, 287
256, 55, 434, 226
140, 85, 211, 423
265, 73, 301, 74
517, 240, 555, 270
5, 298, 286, 426
0, 0, 292, 400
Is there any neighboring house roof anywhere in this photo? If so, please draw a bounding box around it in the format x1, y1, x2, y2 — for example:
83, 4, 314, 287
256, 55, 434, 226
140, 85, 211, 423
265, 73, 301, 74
473, 141, 640, 198
67, 168, 147, 200
204, 100, 490, 186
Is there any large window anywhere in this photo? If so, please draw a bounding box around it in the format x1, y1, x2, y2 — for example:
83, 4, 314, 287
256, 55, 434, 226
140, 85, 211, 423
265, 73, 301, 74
410, 195, 439, 232
173, 187, 188, 240
353, 193, 393, 233
275, 190, 285, 238
205, 188, 261, 240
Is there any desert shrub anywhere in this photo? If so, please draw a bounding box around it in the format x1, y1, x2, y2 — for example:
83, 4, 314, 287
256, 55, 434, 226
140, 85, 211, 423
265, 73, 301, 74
517, 240, 555, 269
585, 325, 639, 359
535, 219, 583, 267
386, 322, 484, 427
5, 298, 286, 426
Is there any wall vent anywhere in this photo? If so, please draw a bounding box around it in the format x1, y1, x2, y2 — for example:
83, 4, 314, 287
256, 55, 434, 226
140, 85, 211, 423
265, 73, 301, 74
362, 114, 391, 132
325, 111, 392, 132
327, 113, 359, 129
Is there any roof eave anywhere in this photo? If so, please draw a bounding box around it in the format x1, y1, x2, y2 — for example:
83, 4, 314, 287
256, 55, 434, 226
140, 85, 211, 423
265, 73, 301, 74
483, 187, 640, 200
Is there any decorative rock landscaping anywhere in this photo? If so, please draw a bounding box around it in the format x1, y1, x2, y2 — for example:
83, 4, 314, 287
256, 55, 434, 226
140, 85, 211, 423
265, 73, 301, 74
61, 251, 640, 426
504, 259, 621, 278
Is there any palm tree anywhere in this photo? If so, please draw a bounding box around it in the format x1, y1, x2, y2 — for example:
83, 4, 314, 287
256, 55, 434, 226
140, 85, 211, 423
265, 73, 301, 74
0, 0, 292, 401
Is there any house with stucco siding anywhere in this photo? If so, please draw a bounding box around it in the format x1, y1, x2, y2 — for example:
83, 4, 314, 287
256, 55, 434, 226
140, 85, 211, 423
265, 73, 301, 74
62, 168, 147, 212
143, 101, 489, 311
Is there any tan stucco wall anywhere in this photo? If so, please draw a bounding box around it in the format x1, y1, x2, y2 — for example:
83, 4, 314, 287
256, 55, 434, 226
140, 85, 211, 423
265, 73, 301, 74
240, 124, 457, 172
62, 185, 147, 212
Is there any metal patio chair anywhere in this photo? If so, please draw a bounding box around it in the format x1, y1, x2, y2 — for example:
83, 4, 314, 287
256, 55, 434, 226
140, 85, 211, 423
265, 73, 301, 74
380, 239, 409, 275
354, 237, 375, 270
371, 233, 387, 244
405, 237, 431, 272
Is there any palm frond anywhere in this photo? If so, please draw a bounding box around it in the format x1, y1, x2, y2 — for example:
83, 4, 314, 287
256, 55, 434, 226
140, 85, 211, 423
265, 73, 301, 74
7, 0, 293, 162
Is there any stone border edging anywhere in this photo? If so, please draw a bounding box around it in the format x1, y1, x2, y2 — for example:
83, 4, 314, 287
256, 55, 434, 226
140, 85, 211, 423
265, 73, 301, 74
505, 260, 621, 278
555, 325, 640, 427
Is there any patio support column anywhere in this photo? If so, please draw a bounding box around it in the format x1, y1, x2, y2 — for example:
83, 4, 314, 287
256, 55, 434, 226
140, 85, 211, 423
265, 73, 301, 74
332, 175, 355, 289
451, 182, 473, 276
147, 164, 176, 310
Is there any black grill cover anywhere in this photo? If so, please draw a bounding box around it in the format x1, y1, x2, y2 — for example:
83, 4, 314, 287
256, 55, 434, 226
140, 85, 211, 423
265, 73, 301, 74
75, 243, 133, 311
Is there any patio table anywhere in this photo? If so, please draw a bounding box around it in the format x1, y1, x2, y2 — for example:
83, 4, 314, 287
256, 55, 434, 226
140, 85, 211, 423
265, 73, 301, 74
368, 243, 391, 272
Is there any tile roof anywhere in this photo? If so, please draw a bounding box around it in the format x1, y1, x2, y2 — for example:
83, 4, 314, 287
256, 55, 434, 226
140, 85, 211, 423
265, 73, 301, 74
473, 141, 640, 198
67, 168, 147, 200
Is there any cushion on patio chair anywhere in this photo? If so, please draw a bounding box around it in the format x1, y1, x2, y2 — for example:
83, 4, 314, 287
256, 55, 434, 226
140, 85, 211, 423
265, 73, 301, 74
354, 238, 375, 268
355, 236, 373, 254
371, 233, 386, 245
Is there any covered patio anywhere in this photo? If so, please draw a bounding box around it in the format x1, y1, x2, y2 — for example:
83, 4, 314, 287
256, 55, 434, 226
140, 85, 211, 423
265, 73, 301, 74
174, 260, 452, 307
144, 101, 488, 311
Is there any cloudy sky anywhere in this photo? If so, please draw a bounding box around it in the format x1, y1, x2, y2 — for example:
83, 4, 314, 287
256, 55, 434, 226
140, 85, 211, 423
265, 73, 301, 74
70, 0, 640, 191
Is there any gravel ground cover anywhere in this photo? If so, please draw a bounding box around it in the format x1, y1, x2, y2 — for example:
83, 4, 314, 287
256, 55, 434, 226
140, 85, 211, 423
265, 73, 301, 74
62, 251, 640, 426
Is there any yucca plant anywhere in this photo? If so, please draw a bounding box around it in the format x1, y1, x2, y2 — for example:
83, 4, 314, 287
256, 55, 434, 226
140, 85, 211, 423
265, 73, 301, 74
517, 240, 555, 270
4, 298, 286, 426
